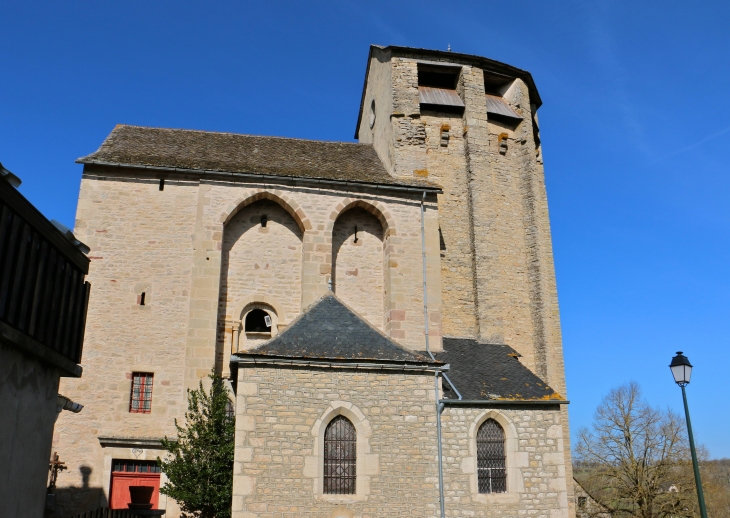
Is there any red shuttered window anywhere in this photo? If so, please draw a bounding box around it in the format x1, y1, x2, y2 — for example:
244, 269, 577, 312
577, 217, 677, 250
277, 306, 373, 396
129, 372, 154, 413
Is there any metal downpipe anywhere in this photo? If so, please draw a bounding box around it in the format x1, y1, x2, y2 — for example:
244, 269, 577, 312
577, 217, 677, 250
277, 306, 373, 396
421, 191, 446, 518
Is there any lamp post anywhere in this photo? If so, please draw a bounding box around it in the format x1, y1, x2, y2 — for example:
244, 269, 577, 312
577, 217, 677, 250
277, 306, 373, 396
669, 351, 708, 518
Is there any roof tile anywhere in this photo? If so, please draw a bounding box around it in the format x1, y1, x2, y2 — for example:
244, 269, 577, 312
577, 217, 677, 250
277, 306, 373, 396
434, 338, 562, 401
79, 125, 438, 190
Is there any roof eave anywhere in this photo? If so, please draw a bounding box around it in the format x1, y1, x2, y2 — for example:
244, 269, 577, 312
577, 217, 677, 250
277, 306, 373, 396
77, 159, 443, 194
231, 353, 448, 372
441, 398, 569, 406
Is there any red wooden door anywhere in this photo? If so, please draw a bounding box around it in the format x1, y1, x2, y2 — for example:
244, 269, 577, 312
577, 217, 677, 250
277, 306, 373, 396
109, 460, 161, 510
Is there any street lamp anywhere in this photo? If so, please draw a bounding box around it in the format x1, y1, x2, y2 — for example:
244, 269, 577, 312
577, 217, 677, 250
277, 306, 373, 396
669, 351, 707, 518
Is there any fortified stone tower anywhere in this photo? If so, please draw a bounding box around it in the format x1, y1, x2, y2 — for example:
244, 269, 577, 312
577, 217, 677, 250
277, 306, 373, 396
356, 45, 564, 397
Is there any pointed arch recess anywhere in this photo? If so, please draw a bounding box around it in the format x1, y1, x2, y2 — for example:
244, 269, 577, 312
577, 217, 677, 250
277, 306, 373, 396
326, 198, 396, 237
220, 190, 312, 233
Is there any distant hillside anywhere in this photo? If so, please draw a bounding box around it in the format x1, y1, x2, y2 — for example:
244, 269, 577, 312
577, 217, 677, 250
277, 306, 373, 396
574, 459, 730, 518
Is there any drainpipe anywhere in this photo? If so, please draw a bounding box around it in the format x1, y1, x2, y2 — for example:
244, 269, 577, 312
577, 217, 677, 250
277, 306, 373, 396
422, 192, 466, 518
421, 192, 447, 518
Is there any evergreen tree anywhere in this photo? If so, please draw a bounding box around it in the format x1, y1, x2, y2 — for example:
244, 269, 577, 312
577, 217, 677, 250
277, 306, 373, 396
159, 372, 235, 518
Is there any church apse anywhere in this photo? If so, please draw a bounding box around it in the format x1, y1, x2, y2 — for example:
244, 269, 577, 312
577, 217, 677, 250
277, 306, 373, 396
331, 207, 385, 330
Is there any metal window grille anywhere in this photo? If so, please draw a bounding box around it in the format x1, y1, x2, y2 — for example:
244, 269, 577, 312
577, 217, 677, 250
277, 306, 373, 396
129, 373, 153, 413
112, 459, 160, 473
225, 399, 235, 421
477, 418, 506, 494
323, 415, 356, 494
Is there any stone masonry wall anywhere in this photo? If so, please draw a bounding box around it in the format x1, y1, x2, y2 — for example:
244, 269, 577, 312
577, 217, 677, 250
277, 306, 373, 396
440, 406, 570, 518
421, 109, 478, 338
357, 47, 395, 174
55, 169, 443, 515
233, 365, 441, 518
55, 174, 199, 513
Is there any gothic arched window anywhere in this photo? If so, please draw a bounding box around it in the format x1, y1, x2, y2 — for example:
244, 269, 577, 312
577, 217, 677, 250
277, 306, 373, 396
477, 418, 506, 493
323, 415, 356, 494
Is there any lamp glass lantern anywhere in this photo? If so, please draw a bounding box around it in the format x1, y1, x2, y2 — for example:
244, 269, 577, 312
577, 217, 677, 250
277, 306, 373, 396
670, 351, 693, 387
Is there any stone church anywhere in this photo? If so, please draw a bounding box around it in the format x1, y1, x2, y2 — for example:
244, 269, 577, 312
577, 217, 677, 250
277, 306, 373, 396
55, 44, 574, 518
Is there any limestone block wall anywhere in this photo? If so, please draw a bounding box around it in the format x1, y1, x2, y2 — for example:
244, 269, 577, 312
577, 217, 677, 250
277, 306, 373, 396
204, 182, 442, 351
440, 406, 570, 518
232, 365, 441, 518
359, 51, 567, 392
357, 47, 395, 174
421, 110, 478, 338
55, 173, 199, 513
55, 168, 443, 515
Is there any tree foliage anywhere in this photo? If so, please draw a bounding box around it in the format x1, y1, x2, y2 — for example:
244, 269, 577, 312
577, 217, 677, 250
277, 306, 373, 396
574, 382, 697, 518
159, 372, 235, 518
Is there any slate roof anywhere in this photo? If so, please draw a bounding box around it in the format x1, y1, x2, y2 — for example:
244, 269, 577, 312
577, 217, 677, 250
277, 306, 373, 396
78, 125, 439, 190
234, 294, 438, 365
434, 338, 563, 401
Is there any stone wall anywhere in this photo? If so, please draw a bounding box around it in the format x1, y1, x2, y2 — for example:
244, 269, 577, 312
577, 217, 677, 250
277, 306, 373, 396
55, 170, 443, 515
421, 109, 478, 338
232, 365, 441, 518
440, 405, 570, 518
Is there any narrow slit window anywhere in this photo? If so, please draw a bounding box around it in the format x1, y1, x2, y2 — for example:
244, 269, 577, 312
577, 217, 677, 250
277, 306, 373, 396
139, 292, 145, 305
323, 415, 356, 494
477, 419, 506, 493
129, 372, 154, 413
159, 178, 165, 191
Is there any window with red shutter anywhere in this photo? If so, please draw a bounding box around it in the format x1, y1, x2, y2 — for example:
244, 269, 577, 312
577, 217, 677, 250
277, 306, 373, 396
129, 372, 154, 413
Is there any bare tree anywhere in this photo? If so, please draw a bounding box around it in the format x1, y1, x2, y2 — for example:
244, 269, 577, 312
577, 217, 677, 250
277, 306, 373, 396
575, 382, 698, 518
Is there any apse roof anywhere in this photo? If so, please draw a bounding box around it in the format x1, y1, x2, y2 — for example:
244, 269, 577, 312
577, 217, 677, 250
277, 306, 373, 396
434, 338, 564, 402
233, 293, 439, 365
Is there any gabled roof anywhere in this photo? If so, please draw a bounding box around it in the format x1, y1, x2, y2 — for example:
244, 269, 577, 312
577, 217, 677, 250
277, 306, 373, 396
434, 338, 563, 402
77, 125, 439, 191
234, 293, 438, 365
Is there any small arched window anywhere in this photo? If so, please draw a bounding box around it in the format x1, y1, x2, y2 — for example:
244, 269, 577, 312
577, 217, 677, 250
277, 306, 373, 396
245, 309, 271, 333
323, 416, 356, 494
477, 419, 506, 493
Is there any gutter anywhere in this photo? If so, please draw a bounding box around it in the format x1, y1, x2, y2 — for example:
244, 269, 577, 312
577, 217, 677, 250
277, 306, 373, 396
231, 355, 447, 373
441, 399, 569, 406
78, 160, 442, 195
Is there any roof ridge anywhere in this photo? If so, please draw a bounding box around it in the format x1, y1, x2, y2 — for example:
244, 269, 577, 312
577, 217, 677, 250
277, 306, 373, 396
110, 124, 374, 147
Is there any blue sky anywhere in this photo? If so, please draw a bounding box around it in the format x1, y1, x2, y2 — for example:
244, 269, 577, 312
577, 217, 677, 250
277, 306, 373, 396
2, 1, 728, 457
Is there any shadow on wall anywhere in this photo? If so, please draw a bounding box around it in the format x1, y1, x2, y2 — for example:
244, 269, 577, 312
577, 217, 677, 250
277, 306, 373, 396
48, 465, 108, 518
